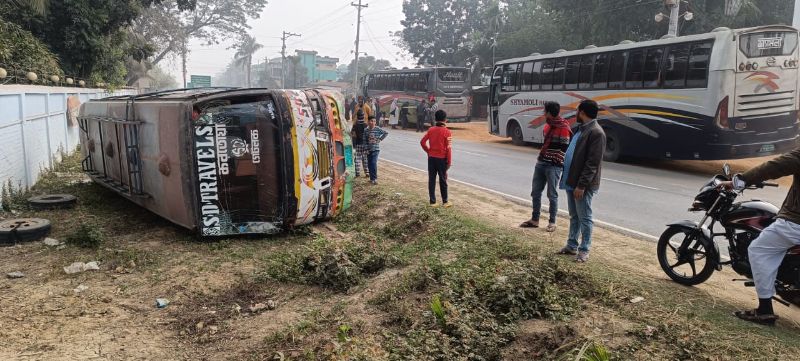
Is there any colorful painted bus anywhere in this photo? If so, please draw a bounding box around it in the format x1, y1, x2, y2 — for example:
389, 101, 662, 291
78, 87, 354, 238
489, 25, 800, 161
362, 67, 472, 124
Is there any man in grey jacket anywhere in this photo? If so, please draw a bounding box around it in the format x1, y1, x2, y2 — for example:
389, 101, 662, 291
557, 99, 606, 263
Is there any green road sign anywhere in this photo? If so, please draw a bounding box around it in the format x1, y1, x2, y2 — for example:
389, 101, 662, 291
190, 75, 211, 88
186, 82, 194, 88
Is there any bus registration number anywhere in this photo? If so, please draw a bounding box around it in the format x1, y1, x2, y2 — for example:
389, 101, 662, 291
759, 144, 775, 153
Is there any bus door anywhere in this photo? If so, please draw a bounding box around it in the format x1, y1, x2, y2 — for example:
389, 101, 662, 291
489, 66, 503, 134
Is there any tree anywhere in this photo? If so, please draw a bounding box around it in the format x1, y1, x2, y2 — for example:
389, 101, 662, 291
400, 0, 496, 66
133, 0, 269, 69
233, 34, 263, 88
341, 56, 391, 84
286, 56, 309, 88
148, 65, 179, 90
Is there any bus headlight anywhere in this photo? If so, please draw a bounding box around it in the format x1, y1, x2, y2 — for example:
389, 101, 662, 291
739, 63, 746, 71
745, 63, 753, 71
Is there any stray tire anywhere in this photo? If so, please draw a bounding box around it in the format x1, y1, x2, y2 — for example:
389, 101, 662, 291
603, 128, 622, 162
28, 194, 77, 210
509, 121, 525, 146
0, 218, 52, 246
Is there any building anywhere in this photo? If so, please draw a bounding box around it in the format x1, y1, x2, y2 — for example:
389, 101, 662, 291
296, 50, 340, 84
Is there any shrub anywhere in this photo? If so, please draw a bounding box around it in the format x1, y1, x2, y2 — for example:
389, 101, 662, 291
0, 19, 63, 81
66, 223, 104, 249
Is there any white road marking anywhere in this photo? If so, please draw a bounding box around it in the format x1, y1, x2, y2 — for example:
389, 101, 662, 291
459, 150, 488, 157
381, 158, 660, 242
603, 178, 660, 191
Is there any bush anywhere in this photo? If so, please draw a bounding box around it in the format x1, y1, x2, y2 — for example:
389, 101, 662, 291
66, 223, 104, 249
0, 19, 63, 80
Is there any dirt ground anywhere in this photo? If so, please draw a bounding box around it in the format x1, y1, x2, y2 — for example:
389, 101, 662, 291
1, 161, 799, 360
451, 120, 792, 187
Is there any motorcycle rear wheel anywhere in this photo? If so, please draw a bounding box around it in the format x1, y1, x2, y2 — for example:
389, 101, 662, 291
657, 226, 717, 286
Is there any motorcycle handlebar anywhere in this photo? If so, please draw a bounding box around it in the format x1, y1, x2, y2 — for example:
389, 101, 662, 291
763, 182, 779, 188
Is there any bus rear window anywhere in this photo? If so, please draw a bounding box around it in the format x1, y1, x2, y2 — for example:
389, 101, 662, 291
438, 68, 468, 82
739, 31, 799, 57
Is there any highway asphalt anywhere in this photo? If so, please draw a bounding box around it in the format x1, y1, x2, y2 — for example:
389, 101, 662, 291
378, 128, 788, 246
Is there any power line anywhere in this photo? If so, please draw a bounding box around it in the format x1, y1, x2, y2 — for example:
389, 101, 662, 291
352, 0, 368, 93
281, 31, 301, 88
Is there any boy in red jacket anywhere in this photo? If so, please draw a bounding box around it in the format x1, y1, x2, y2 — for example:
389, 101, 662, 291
421, 110, 453, 208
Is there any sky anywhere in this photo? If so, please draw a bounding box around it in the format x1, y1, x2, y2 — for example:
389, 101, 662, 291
164, 0, 416, 82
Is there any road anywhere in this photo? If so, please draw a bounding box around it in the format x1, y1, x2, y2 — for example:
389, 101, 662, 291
379, 128, 787, 242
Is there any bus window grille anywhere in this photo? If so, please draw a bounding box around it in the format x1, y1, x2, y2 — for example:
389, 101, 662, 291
124, 99, 146, 197
78, 118, 96, 174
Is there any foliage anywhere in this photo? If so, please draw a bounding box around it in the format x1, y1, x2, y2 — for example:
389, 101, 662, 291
341, 55, 392, 83
0, 18, 63, 80
399, 0, 795, 66
66, 223, 104, 249
148, 65, 179, 90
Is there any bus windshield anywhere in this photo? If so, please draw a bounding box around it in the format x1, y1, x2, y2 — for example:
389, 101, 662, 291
739, 31, 799, 57
193, 97, 284, 236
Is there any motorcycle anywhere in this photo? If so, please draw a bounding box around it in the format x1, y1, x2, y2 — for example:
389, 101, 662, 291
657, 164, 800, 306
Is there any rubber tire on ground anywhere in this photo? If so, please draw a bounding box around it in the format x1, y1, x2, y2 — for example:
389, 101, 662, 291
656, 226, 716, 286
603, 128, 622, 162
28, 194, 77, 210
509, 121, 525, 146
0, 218, 52, 246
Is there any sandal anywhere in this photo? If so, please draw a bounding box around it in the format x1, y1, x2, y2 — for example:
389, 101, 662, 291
519, 220, 539, 228
546, 223, 557, 232
734, 309, 778, 326
556, 247, 577, 256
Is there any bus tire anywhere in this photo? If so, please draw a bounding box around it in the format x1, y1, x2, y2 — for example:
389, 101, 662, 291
603, 128, 623, 162
0, 218, 52, 246
509, 121, 525, 146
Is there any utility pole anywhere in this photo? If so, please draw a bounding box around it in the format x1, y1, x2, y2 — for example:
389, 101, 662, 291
667, 0, 680, 37
181, 36, 188, 88
794, 0, 800, 29
281, 31, 301, 88
351, 0, 368, 96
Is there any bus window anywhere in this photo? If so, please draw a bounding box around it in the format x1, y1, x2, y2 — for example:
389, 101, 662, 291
665, 43, 690, 88
608, 51, 627, 89
626, 49, 644, 89
365, 75, 372, 89
531, 61, 542, 91
520, 62, 534, 91
502, 63, 519, 92
740, 31, 799, 57
565, 57, 580, 90
540, 59, 554, 90
593, 54, 609, 89
418, 73, 428, 91
643, 47, 664, 88
578, 55, 593, 89
552, 58, 566, 90
687, 42, 712, 88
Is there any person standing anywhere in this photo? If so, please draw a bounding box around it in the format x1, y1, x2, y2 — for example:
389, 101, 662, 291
557, 99, 605, 263
520, 102, 571, 232
364, 116, 389, 185
344, 96, 352, 121
388, 98, 400, 129
351, 110, 370, 178
400, 101, 410, 130
348, 96, 358, 121
421, 110, 453, 208
415, 99, 428, 132
353, 96, 372, 121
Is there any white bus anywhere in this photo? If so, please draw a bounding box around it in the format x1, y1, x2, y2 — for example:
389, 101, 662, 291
363, 67, 472, 123
489, 25, 800, 161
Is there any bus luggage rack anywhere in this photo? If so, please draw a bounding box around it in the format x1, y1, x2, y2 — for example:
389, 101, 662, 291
78, 112, 148, 198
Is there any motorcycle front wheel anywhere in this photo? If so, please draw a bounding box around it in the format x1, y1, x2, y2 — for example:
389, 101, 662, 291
657, 226, 717, 286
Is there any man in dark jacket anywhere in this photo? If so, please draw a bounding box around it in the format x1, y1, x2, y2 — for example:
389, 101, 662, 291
351, 110, 369, 178
520, 101, 571, 232
557, 99, 606, 263
415, 100, 428, 132
720, 149, 800, 325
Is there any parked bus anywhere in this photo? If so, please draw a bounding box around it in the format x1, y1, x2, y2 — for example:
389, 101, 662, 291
78, 87, 354, 238
362, 67, 472, 124
489, 25, 800, 161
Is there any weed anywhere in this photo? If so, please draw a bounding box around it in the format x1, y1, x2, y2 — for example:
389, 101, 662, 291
66, 223, 104, 249
430, 294, 446, 328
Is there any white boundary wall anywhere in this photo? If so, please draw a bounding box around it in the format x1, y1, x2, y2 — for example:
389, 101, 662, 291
0, 85, 134, 204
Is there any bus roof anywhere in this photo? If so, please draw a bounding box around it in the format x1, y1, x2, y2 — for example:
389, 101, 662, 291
97, 87, 268, 102
495, 25, 798, 65
366, 66, 466, 75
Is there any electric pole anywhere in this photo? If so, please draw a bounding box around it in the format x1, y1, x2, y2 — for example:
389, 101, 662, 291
794, 0, 800, 29
667, 0, 680, 37
181, 36, 188, 88
352, 0, 368, 96
281, 31, 301, 88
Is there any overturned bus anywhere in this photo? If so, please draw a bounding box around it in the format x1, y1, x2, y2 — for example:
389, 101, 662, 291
78, 88, 355, 238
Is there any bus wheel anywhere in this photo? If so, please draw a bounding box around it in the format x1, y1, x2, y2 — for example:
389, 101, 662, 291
603, 128, 623, 162
509, 121, 525, 146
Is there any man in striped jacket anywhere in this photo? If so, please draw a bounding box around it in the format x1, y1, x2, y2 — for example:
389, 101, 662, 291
520, 101, 572, 232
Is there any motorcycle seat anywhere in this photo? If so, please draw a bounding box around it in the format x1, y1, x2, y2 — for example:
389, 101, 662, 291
789, 245, 800, 255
